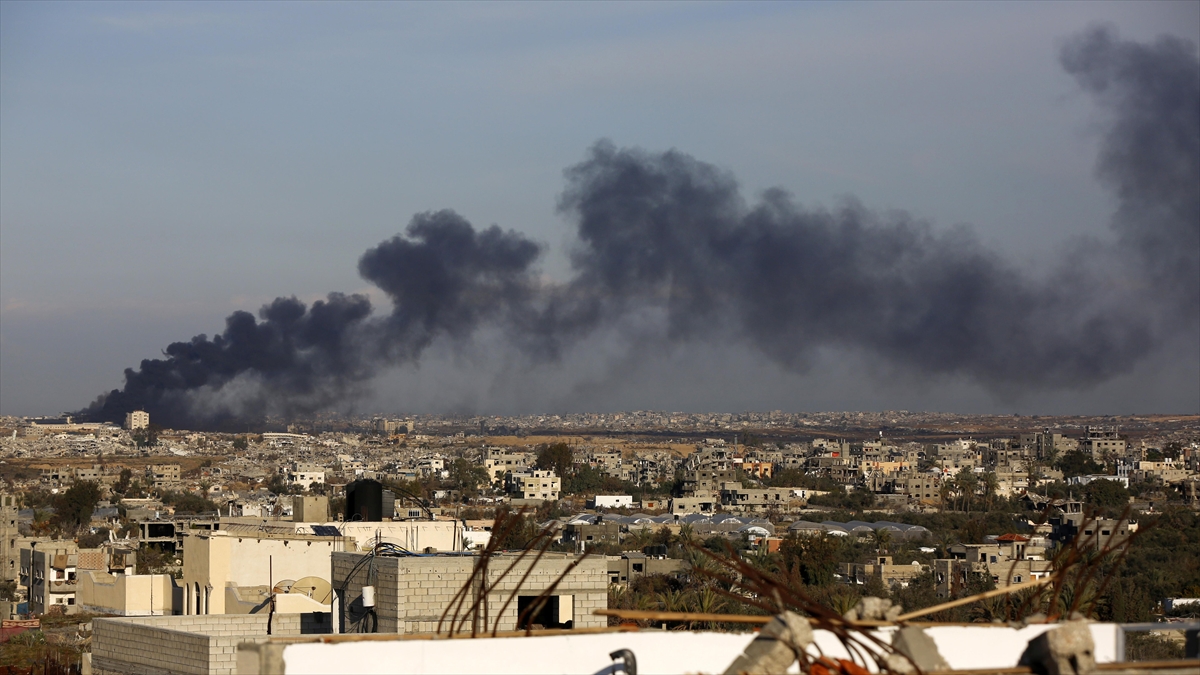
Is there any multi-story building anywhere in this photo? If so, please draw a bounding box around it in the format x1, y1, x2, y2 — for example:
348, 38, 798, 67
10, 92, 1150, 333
934, 538, 1053, 598
147, 464, 181, 489
22, 542, 141, 614
508, 470, 561, 501
1080, 427, 1126, 461
22, 543, 78, 613
286, 463, 326, 491
901, 474, 942, 502
124, 410, 150, 430
682, 469, 735, 497
607, 552, 686, 585
0, 494, 19, 582
718, 482, 801, 513
562, 520, 620, 548
483, 449, 533, 483
839, 556, 928, 588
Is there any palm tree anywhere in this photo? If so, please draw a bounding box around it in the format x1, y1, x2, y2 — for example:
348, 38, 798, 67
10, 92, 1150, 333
678, 523, 696, 547
688, 586, 728, 629
623, 527, 652, 551
955, 468, 978, 514
747, 544, 779, 575
981, 472, 999, 512
872, 528, 893, 555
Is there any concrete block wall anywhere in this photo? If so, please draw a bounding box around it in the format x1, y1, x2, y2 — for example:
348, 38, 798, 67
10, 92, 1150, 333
92, 613, 313, 675
92, 617, 213, 675
333, 552, 609, 636
394, 557, 475, 634
481, 556, 608, 630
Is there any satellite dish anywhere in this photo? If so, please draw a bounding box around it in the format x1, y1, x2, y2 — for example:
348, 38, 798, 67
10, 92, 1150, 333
289, 576, 333, 604
272, 579, 296, 594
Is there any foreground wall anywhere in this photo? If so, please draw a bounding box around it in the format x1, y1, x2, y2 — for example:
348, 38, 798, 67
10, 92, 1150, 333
92, 613, 330, 675
238, 623, 1126, 675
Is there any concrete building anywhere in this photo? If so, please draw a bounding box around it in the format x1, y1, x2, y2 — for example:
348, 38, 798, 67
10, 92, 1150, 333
483, 450, 533, 483
718, 482, 802, 513
74, 465, 102, 482
1049, 513, 1137, 552
606, 552, 686, 585
669, 496, 717, 514
589, 495, 633, 509
292, 495, 329, 523
839, 556, 928, 588
77, 571, 178, 616
508, 469, 561, 501
681, 468, 735, 498
286, 463, 326, 491
181, 530, 352, 616
18, 542, 135, 614
146, 464, 181, 490
372, 418, 413, 435
1081, 426, 1127, 460
124, 410, 149, 430
901, 475, 942, 502
562, 520, 620, 548
0, 494, 19, 582
21, 542, 78, 613
934, 540, 1053, 598
332, 551, 607, 634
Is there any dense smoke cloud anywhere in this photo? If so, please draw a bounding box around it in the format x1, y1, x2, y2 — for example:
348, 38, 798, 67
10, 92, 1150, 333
82, 27, 1199, 430
1060, 27, 1200, 319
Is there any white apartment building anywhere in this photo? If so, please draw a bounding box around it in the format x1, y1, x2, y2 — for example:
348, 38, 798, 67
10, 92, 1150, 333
286, 464, 326, 491
124, 410, 150, 430
509, 470, 561, 501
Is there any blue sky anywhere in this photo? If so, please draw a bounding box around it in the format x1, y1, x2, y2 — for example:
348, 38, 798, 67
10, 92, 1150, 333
2, 1, 1197, 417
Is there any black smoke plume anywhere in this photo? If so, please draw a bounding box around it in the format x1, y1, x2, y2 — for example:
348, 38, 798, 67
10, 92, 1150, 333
82, 27, 1198, 430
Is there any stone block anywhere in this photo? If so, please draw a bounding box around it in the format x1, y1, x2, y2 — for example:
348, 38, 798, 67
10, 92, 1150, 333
887, 627, 950, 674
722, 611, 813, 675
1019, 621, 1096, 675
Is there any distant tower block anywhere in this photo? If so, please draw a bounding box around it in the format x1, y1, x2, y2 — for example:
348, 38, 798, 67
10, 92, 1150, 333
124, 410, 149, 430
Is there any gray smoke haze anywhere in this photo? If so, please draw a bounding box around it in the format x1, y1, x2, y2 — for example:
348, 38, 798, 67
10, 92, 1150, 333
82, 26, 1199, 430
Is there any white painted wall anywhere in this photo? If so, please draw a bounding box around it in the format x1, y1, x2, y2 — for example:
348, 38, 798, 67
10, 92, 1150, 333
275, 624, 1121, 675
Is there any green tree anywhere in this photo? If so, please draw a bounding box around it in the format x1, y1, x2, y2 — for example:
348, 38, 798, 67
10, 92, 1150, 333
1055, 450, 1104, 479
160, 490, 218, 515
131, 426, 159, 448
232, 436, 249, 451
955, 468, 978, 513
563, 465, 604, 494
536, 442, 574, 478
780, 534, 842, 586
53, 481, 102, 531
981, 472, 1000, 511
448, 458, 490, 497
1083, 478, 1130, 510
113, 468, 132, 495
872, 528, 892, 554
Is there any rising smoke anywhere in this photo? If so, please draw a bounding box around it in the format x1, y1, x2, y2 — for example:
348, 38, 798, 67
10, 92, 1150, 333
82, 26, 1199, 430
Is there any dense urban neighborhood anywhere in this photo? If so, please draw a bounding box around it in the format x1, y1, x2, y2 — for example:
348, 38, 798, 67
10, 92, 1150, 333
0, 410, 1196, 672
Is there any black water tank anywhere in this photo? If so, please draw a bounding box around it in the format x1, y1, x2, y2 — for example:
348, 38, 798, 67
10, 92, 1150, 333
345, 479, 383, 522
